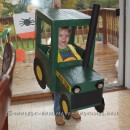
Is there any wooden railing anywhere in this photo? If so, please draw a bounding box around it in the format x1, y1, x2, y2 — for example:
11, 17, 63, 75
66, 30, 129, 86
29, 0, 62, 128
80, 8, 119, 47
0, 8, 119, 50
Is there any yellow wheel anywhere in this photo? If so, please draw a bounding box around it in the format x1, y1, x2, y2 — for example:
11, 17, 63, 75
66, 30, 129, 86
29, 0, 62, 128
36, 65, 42, 81
62, 100, 68, 114
34, 58, 46, 89
60, 94, 71, 120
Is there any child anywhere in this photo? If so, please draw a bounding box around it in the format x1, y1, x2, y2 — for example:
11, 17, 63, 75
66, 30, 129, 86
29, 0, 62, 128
54, 26, 81, 126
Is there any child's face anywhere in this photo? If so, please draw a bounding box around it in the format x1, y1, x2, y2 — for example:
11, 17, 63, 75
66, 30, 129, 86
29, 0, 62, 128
58, 28, 70, 49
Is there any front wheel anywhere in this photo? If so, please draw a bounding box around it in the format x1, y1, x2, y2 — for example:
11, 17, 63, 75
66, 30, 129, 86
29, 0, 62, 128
60, 94, 71, 120
95, 97, 105, 113
33, 58, 46, 89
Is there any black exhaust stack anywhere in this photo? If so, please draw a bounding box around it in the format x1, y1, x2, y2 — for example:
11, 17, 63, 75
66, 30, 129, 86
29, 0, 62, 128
83, 4, 100, 68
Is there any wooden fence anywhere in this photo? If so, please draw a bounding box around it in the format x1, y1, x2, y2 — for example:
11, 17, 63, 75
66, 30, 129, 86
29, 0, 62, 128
81, 8, 119, 47
0, 8, 119, 50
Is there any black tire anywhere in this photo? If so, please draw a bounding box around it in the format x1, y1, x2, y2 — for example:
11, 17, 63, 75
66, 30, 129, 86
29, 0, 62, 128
33, 58, 46, 89
60, 94, 71, 120
95, 97, 105, 113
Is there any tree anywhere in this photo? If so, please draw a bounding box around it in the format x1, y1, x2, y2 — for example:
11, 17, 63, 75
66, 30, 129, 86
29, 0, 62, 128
61, 0, 78, 9
0, 2, 24, 17
76, 0, 119, 10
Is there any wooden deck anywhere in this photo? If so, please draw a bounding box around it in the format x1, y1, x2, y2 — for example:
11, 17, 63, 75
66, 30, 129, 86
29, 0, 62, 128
0, 42, 118, 96
94, 42, 118, 85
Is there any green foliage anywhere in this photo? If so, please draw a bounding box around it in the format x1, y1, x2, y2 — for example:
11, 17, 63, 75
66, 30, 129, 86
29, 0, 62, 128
97, 0, 119, 8
75, 0, 119, 10
61, 0, 78, 9
61, 0, 119, 10
13, 39, 35, 51
0, 2, 25, 17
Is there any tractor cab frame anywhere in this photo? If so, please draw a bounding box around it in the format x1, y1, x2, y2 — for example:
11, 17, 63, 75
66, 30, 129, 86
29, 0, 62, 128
34, 4, 105, 119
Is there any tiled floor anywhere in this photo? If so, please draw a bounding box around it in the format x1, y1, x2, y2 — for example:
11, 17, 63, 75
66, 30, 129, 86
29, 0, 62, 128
9, 90, 130, 130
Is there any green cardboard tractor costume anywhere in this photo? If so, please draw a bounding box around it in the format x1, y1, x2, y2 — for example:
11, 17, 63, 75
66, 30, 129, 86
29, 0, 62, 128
34, 4, 105, 119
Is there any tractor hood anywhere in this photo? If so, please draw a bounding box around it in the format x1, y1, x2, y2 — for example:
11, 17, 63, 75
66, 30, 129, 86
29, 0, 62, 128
56, 66, 104, 93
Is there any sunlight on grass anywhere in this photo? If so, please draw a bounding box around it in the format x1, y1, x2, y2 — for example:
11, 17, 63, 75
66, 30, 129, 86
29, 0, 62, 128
13, 39, 35, 51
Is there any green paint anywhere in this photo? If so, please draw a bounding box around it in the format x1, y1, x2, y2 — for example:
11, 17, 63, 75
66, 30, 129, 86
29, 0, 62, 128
34, 8, 104, 112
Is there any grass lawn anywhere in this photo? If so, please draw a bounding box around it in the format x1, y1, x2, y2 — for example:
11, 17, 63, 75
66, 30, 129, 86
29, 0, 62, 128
12, 39, 35, 51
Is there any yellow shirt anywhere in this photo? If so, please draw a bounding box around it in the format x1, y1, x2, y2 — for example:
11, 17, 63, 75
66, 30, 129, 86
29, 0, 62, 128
58, 44, 81, 62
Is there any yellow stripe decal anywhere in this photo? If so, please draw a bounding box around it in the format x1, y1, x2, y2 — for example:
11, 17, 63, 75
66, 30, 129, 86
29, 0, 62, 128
58, 51, 63, 63
68, 44, 82, 60
56, 71, 71, 92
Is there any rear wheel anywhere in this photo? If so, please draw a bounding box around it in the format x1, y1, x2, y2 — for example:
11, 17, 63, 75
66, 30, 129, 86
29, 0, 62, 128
95, 97, 105, 113
60, 94, 71, 120
34, 58, 46, 89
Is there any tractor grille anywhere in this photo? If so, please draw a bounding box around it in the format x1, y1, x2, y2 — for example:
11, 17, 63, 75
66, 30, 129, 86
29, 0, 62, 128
71, 90, 102, 109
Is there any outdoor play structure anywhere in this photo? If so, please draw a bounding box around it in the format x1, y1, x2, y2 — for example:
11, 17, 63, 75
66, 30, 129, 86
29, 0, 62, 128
34, 4, 105, 119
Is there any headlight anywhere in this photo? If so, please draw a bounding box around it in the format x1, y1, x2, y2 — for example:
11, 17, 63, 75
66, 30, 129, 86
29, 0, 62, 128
95, 81, 104, 89
72, 86, 81, 94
